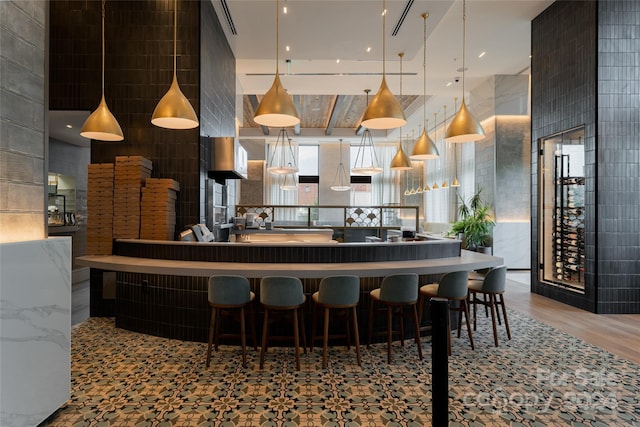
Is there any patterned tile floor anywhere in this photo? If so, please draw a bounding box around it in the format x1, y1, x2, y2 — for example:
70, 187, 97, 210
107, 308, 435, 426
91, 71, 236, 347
41, 308, 639, 426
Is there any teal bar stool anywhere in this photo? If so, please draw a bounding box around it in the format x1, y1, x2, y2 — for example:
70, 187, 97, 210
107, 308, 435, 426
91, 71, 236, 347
418, 270, 474, 355
311, 275, 361, 369
468, 265, 511, 347
259, 276, 307, 371
368, 273, 423, 364
206, 275, 257, 368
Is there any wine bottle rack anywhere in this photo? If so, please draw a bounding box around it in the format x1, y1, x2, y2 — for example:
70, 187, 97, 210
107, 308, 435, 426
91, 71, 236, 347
553, 155, 585, 286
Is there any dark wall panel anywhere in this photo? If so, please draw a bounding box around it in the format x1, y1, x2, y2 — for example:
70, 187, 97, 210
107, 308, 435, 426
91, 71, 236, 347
531, 1, 597, 312
50, 0, 236, 235
596, 0, 640, 314
531, 0, 640, 314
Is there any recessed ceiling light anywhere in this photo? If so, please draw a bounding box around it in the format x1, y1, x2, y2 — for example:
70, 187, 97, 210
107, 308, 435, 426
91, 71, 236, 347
366, 47, 372, 53
66, 124, 73, 129
478, 51, 486, 58
381, 8, 387, 16
286, 45, 290, 52
336, 59, 340, 64
283, 6, 287, 14
446, 82, 453, 87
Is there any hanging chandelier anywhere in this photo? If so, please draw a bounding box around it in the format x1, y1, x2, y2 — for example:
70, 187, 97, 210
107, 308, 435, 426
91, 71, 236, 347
445, 0, 485, 143
80, 0, 124, 141
352, 89, 383, 175
360, 0, 406, 130
331, 139, 351, 191
411, 12, 439, 160
267, 129, 298, 175
280, 172, 298, 191
254, 0, 300, 128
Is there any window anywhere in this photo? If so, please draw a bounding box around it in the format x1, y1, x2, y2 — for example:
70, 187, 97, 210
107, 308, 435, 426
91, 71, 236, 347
297, 145, 319, 205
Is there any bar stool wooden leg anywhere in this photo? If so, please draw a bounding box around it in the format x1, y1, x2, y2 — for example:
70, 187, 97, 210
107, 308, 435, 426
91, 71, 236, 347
398, 306, 405, 346
293, 308, 301, 371
206, 306, 216, 367
322, 307, 330, 369
345, 309, 351, 350
462, 299, 475, 350
260, 309, 269, 369
214, 308, 221, 351
489, 294, 499, 347
352, 306, 361, 366
499, 294, 511, 340
367, 301, 375, 348
300, 306, 307, 354
249, 302, 258, 351
239, 306, 247, 368
412, 304, 423, 360
386, 305, 393, 364
311, 302, 318, 352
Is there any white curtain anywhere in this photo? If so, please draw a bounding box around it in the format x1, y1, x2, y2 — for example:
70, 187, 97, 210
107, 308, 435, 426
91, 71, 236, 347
371, 142, 402, 205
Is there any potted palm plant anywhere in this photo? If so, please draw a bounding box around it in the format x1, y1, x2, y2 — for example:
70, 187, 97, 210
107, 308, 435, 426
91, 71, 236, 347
450, 188, 495, 253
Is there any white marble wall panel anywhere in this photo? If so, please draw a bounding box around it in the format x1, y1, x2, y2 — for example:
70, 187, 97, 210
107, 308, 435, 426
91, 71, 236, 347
493, 221, 530, 269
0, 237, 71, 426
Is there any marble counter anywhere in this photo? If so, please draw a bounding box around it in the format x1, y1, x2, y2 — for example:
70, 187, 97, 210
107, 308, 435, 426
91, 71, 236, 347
0, 238, 71, 426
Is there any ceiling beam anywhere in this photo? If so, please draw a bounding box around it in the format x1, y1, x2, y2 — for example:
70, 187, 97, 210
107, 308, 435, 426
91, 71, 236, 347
247, 95, 269, 136
355, 124, 364, 136
325, 95, 345, 136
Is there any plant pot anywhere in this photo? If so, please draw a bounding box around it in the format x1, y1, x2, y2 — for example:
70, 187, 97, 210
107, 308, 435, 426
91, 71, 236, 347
477, 246, 493, 255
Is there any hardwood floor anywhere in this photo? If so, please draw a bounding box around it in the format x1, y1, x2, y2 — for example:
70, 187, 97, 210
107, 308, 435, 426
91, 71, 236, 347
72, 272, 640, 365
506, 271, 640, 365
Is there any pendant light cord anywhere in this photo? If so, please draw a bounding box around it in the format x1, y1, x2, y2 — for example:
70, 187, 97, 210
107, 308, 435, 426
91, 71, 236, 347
462, 0, 466, 96
382, 0, 386, 77
276, 0, 279, 74
101, 0, 106, 97
173, 0, 177, 78
422, 13, 427, 128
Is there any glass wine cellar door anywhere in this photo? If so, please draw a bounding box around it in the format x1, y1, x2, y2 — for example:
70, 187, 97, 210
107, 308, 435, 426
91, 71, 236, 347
539, 127, 586, 292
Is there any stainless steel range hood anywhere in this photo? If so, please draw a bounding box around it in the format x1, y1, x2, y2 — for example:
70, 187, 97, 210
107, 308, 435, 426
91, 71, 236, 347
207, 137, 248, 184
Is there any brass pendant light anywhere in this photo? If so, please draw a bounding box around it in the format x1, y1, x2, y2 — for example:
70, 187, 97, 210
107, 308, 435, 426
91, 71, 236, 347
331, 139, 351, 192
390, 53, 412, 171
254, 0, 300, 128
411, 13, 439, 160
81, 0, 124, 142
360, 0, 406, 130
445, 0, 485, 143
151, 0, 199, 129
267, 129, 298, 174
352, 90, 383, 176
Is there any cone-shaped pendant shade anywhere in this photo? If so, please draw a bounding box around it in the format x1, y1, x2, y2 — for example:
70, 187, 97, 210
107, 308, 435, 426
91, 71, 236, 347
445, 99, 485, 143
442, 180, 449, 188
361, 77, 406, 130
452, 177, 460, 187
410, 128, 439, 159
152, 75, 199, 129
432, 182, 439, 189
254, 73, 300, 127
423, 184, 430, 191
81, 95, 124, 141
390, 145, 412, 170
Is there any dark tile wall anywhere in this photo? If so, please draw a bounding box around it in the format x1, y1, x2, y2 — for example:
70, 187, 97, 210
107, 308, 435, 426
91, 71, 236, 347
115, 272, 442, 343
113, 239, 462, 263
49, 0, 236, 235
531, 0, 640, 314
595, 0, 640, 314
531, 1, 597, 312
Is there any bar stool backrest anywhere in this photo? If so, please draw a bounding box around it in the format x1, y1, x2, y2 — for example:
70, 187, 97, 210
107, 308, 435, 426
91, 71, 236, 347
208, 275, 251, 305
260, 276, 304, 306
318, 275, 360, 305
380, 273, 419, 303
436, 270, 470, 299
481, 265, 507, 293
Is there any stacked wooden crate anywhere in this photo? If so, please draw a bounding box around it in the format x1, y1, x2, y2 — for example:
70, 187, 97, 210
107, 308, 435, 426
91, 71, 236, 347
86, 163, 114, 255
113, 156, 152, 239
140, 178, 180, 240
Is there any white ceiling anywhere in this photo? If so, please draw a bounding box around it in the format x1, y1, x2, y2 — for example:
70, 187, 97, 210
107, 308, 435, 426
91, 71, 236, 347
214, 0, 553, 142
49, 0, 553, 148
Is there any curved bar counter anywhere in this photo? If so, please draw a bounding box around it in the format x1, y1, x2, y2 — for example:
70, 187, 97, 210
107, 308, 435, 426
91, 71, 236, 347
78, 237, 503, 343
